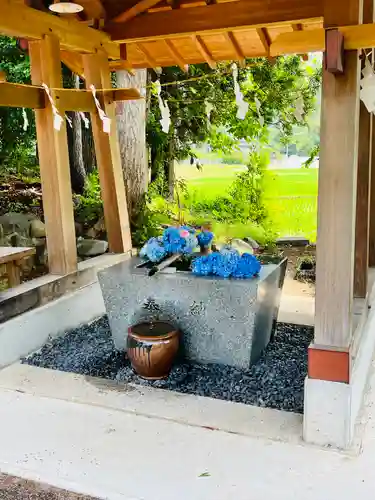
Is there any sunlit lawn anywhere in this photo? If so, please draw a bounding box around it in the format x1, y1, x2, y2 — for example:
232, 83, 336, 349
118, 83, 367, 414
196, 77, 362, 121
176, 163, 318, 241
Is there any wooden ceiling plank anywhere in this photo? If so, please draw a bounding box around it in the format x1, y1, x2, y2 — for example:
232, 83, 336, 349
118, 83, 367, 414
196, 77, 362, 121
164, 39, 189, 71
224, 31, 246, 66
192, 34, 216, 68
0, 0, 119, 58
112, 0, 165, 23
106, 0, 323, 42
291, 23, 309, 61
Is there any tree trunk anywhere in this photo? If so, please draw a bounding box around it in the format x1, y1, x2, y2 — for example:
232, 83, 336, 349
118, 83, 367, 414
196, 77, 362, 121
115, 69, 148, 216
82, 118, 96, 174
66, 75, 86, 194
164, 135, 175, 198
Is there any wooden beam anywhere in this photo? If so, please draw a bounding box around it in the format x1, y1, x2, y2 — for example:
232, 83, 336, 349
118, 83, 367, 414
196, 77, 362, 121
111, 88, 142, 101
112, 0, 164, 23
106, 0, 323, 42
0, 82, 45, 108
164, 39, 189, 72
83, 52, 132, 253
314, 0, 362, 348
60, 50, 84, 78
0, 0, 119, 59
0, 83, 141, 111
223, 31, 246, 66
192, 35, 216, 68
29, 36, 77, 275
291, 22, 309, 61
271, 23, 375, 57
256, 27, 272, 57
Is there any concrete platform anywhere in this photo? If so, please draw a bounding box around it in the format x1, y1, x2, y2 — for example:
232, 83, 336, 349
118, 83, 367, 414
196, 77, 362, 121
0, 361, 373, 500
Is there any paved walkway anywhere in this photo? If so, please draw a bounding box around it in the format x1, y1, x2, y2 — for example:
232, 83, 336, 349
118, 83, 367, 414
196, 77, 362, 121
0, 360, 374, 500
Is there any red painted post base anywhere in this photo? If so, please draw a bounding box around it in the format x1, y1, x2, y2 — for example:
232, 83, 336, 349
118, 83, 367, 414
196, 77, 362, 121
308, 345, 350, 383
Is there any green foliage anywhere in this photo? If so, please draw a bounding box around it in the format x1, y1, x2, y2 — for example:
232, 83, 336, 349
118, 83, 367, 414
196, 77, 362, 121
221, 151, 244, 165
74, 171, 103, 226
147, 56, 321, 197
303, 144, 320, 168
183, 150, 268, 229
0, 36, 37, 176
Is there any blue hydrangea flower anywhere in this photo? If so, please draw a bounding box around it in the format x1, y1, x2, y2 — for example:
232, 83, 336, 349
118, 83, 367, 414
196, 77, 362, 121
192, 249, 261, 279
197, 231, 214, 247
192, 255, 212, 275
163, 226, 198, 254
215, 252, 238, 278
140, 237, 167, 263
233, 253, 261, 278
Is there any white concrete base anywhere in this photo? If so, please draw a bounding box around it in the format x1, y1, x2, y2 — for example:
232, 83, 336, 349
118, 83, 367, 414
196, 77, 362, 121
0, 282, 105, 369
303, 296, 375, 449
304, 378, 351, 449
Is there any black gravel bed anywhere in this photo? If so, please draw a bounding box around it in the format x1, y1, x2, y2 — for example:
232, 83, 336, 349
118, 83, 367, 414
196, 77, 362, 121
22, 317, 314, 414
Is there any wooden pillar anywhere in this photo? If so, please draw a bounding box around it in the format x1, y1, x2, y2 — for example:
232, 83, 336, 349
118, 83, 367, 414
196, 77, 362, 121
83, 52, 132, 253
369, 110, 375, 266
312, 0, 362, 382
29, 36, 77, 275
354, 0, 374, 297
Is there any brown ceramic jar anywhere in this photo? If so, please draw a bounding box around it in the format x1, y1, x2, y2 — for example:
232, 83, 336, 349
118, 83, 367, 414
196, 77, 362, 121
127, 321, 179, 380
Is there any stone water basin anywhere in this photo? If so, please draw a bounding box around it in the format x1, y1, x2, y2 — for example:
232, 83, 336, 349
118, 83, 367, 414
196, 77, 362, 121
98, 255, 287, 370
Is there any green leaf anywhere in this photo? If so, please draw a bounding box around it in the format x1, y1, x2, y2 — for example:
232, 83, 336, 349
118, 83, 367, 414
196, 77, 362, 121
198, 472, 211, 477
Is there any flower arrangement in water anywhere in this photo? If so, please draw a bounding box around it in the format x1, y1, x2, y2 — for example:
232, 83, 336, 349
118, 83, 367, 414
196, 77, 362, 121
139, 225, 260, 279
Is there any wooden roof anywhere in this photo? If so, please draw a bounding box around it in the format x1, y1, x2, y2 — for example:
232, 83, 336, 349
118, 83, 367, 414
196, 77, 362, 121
24, 0, 324, 70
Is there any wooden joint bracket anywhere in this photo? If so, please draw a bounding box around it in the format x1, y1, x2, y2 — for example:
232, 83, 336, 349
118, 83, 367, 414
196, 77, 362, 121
325, 28, 345, 75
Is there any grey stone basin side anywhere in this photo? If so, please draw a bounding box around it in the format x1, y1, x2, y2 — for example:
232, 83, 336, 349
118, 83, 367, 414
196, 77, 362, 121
98, 256, 287, 369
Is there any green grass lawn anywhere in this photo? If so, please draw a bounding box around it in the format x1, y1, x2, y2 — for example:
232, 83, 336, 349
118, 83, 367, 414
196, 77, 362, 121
176, 163, 318, 241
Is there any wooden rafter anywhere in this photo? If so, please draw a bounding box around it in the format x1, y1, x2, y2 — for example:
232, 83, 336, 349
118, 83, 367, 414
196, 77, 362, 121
61, 50, 85, 78
256, 27, 272, 57
192, 34, 216, 68
223, 31, 245, 66
291, 23, 309, 61
0, 0, 119, 58
164, 39, 188, 72
106, 0, 323, 42
137, 43, 160, 70
112, 0, 164, 23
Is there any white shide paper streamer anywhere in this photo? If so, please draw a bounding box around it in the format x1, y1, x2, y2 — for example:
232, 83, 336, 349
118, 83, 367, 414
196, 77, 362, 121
41, 83, 63, 131
155, 80, 171, 133
232, 63, 249, 120
90, 84, 111, 134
